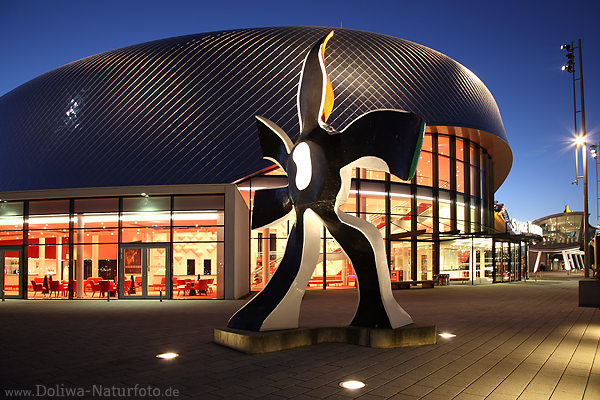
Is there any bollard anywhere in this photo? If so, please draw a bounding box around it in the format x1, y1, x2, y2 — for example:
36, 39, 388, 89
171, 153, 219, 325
159, 290, 162, 302
107, 291, 110, 302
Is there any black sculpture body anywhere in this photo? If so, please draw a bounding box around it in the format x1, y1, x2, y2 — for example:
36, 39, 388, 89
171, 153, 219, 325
228, 31, 426, 331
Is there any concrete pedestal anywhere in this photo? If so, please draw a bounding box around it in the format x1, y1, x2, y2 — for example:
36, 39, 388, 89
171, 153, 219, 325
214, 324, 436, 354
579, 279, 600, 307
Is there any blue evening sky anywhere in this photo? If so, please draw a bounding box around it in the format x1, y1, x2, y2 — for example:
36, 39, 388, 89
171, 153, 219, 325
1, 0, 598, 224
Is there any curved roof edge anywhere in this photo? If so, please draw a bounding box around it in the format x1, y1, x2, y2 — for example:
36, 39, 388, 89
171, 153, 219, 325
428, 125, 512, 191
532, 211, 583, 224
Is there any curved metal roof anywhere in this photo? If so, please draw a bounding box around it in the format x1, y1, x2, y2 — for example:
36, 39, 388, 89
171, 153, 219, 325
0, 26, 510, 192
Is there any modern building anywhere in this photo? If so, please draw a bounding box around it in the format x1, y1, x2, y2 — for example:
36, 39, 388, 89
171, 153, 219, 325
529, 211, 590, 272
0, 26, 525, 300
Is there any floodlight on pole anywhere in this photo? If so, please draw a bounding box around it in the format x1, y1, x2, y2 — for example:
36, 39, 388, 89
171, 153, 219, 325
561, 39, 590, 278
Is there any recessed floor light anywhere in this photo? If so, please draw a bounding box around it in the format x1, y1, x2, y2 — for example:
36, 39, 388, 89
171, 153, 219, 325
156, 352, 179, 359
339, 380, 366, 389
439, 333, 456, 338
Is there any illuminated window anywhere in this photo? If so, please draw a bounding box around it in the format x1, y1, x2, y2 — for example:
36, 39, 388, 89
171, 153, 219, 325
416, 151, 433, 187
456, 138, 465, 161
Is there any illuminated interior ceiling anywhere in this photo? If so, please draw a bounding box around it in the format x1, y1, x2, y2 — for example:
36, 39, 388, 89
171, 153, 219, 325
0, 27, 509, 193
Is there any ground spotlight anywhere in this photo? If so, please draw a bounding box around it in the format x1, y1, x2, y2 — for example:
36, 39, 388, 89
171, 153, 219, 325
156, 352, 179, 359
438, 332, 456, 339
339, 380, 366, 389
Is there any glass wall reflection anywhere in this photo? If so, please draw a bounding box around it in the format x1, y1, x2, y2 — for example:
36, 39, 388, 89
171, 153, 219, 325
6, 194, 225, 300
242, 131, 496, 288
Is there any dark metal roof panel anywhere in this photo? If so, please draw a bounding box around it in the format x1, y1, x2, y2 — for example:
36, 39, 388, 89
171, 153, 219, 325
0, 27, 508, 192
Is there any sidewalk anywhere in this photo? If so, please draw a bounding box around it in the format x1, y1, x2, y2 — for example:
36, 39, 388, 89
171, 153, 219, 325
0, 278, 598, 399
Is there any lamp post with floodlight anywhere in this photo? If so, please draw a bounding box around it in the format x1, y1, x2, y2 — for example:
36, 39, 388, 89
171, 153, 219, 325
562, 40, 590, 278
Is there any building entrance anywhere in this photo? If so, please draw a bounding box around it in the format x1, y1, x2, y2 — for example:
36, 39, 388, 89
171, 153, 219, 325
0, 246, 22, 298
493, 240, 522, 282
119, 244, 169, 298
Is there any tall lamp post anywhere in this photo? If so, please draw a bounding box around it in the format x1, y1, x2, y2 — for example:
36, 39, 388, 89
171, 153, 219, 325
562, 40, 589, 278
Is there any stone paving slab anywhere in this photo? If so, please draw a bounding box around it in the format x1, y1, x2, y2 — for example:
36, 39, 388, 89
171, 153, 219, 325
0, 274, 598, 399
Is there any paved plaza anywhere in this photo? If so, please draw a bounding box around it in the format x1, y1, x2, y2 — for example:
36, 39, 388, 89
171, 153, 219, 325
1, 272, 598, 399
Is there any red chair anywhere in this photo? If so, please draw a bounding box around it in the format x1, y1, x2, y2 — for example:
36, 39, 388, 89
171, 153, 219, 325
205, 278, 214, 293
30, 280, 45, 297
176, 279, 188, 296
84, 279, 92, 294
49, 280, 65, 298
98, 280, 114, 298
88, 280, 100, 297
194, 280, 209, 296
61, 281, 70, 296
153, 277, 166, 292
85, 277, 102, 295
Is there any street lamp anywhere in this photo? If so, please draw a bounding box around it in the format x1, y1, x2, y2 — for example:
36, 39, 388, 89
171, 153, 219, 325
562, 40, 590, 278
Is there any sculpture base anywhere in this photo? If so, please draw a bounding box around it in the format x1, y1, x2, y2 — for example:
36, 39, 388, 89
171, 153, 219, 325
214, 324, 436, 354
579, 279, 600, 307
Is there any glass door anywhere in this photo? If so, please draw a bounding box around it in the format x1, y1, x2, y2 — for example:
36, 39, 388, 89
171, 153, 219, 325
119, 244, 169, 298
494, 241, 510, 283
1, 246, 23, 298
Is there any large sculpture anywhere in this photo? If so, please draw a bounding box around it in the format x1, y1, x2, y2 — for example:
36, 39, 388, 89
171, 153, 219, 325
228, 31, 425, 331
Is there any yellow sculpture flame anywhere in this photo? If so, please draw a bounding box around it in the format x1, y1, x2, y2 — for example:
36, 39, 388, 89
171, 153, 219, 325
321, 31, 334, 123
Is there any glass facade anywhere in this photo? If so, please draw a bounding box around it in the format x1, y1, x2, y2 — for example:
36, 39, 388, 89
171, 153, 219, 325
536, 214, 582, 245
529, 212, 585, 272
1, 195, 225, 299
241, 131, 501, 289
0, 132, 527, 298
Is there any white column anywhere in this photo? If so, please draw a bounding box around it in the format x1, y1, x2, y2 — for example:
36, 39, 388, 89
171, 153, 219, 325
56, 241, 62, 279
562, 251, 571, 271
533, 251, 541, 273
469, 240, 475, 283
92, 237, 99, 275
404, 246, 411, 281
76, 215, 84, 298
262, 228, 270, 284
216, 214, 224, 298
479, 249, 485, 281
573, 254, 580, 270
39, 238, 46, 274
